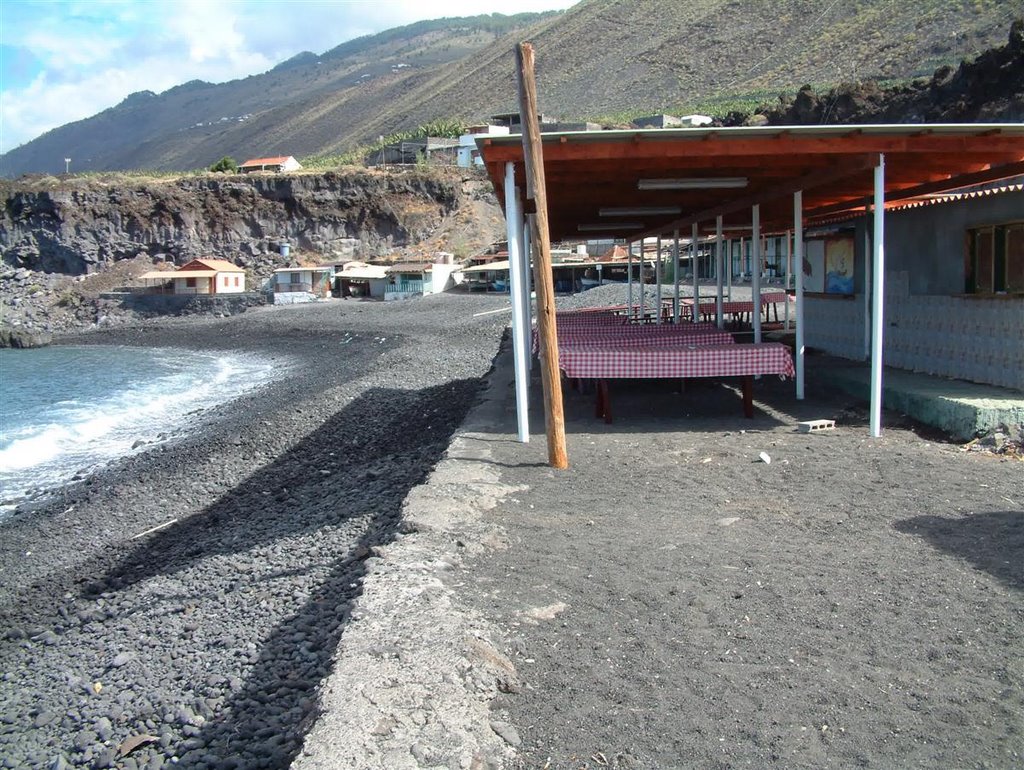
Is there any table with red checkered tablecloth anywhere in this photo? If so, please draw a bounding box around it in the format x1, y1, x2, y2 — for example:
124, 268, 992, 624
557, 342, 795, 422
534, 319, 725, 354
674, 292, 792, 323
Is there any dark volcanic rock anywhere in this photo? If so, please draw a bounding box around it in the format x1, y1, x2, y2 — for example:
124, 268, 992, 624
0, 326, 51, 348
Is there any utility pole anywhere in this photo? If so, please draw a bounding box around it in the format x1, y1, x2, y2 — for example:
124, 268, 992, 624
516, 42, 568, 469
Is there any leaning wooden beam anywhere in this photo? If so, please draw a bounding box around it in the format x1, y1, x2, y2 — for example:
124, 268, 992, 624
516, 42, 568, 469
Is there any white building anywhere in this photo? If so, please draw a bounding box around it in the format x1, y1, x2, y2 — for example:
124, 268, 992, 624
457, 125, 510, 167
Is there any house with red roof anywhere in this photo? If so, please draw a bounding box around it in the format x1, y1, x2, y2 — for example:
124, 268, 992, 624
136, 259, 246, 295
238, 156, 303, 173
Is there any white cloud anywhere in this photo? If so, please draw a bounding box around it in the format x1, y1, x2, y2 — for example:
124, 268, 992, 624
1, 0, 579, 154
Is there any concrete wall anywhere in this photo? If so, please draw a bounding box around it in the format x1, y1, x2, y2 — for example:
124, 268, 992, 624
273, 291, 316, 305
803, 190, 1023, 391
123, 292, 265, 316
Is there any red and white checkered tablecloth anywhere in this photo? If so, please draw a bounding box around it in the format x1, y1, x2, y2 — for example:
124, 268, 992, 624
534, 320, 724, 353
676, 293, 791, 320
557, 342, 795, 380
556, 327, 735, 348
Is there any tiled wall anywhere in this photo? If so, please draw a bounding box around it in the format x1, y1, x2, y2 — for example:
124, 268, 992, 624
805, 296, 865, 362
805, 270, 1024, 390
884, 271, 1023, 390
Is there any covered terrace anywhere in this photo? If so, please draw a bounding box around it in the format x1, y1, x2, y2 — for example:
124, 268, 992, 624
478, 123, 1024, 441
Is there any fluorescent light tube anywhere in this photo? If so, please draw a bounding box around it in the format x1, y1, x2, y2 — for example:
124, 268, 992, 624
637, 177, 748, 190
578, 223, 644, 231
598, 206, 682, 216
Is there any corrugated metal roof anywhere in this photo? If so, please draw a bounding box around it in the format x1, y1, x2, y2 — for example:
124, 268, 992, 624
339, 266, 388, 279
477, 123, 1024, 149
272, 265, 334, 273
460, 260, 510, 274
387, 263, 432, 273
887, 183, 1023, 212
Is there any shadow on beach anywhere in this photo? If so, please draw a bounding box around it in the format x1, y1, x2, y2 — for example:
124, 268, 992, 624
0, 377, 484, 767
895, 510, 1024, 591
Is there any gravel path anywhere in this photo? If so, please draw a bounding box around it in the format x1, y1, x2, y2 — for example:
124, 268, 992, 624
455, 348, 1024, 769
0, 294, 511, 769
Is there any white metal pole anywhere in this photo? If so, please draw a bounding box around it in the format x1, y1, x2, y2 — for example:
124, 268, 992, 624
673, 229, 681, 323
691, 223, 700, 324
870, 155, 887, 438
637, 239, 645, 320
863, 210, 872, 361
655, 235, 663, 325
752, 205, 762, 344
522, 216, 533, 372
795, 191, 805, 400
784, 229, 792, 332
504, 162, 529, 442
727, 238, 733, 300
715, 216, 724, 330
627, 242, 634, 319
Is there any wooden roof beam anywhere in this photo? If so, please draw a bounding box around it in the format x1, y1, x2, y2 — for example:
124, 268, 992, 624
805, 159, 1024, 218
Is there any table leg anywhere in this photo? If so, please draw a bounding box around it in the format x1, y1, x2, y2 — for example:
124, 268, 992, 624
742, 375, 754, 418
596, 379, 612, 423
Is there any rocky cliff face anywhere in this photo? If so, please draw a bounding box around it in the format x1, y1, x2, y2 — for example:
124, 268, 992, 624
1, 168, 489, 274
0, 167, 504, 339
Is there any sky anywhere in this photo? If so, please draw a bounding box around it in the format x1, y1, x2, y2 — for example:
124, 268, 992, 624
0, 0, 579, 154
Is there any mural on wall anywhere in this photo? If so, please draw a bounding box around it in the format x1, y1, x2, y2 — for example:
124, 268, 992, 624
825, 237, 855, 294
803, 239, 825, 292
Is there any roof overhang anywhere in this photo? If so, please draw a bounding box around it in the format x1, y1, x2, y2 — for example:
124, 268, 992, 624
478, 124, 1024, 239
138, 270, 217, 279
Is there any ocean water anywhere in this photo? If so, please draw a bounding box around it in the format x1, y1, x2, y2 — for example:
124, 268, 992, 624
0, 345, 279, 512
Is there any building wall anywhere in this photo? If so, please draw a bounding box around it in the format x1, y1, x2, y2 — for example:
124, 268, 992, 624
428, 263, 460, 293
173, 277, 211, 295
803, 191, 1023, 390
217, 273, 246, 293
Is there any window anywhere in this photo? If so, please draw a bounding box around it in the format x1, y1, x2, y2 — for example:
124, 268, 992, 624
967, 222, 1024, 293
186, 277, 196, 288
234, 276, 240, 287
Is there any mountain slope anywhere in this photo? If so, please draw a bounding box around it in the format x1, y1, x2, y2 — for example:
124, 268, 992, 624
2, 0, 1019, 177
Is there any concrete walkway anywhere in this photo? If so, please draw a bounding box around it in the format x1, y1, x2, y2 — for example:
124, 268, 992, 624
805, 354, 1024, 439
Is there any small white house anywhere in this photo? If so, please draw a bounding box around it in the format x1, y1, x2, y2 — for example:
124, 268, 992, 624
272, 265, 335, 304
239, 156, 303, 173
336, 262, 389, 299
137, 259, 246, 295
458, 124, 510, 167
386, 258, 462, 300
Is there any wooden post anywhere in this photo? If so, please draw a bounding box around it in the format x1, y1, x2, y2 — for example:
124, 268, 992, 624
516, 42, 568, 469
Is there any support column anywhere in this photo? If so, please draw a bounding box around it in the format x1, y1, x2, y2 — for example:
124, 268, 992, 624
728, 238, 734, 299
673, 230, 681, 323
691, 223, 700, 324
637, 239, 645, 320
516, 42, 567, 468
655, 235, 663, 324
784, 229, 792, 332
715, 216, 724, 329
627, 242, 634, 318
521, 209, 533, 372
504, 162, 529, 443
795, 191, 805, 400
869, 155, 886, 438
863, 209, 873, 361
752, 205, 762, 344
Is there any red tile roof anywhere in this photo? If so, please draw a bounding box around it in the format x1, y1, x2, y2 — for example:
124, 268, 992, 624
240, 156, 291, 167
